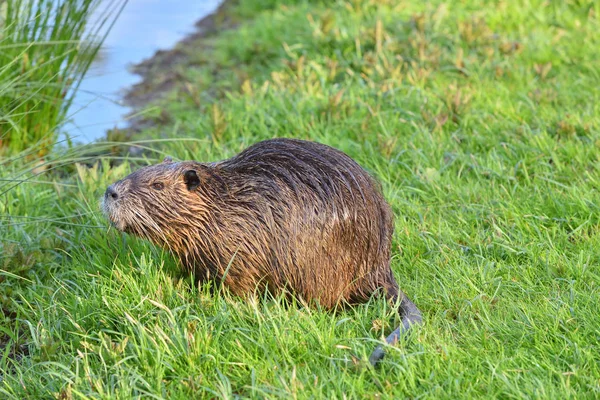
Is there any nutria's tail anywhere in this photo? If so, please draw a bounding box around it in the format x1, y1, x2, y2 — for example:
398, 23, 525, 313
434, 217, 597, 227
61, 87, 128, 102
368, 293, 422, 366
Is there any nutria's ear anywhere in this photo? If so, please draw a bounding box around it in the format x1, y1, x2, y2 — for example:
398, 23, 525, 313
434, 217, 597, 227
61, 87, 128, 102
163, 156, 173, 163
183, 170, 201, 191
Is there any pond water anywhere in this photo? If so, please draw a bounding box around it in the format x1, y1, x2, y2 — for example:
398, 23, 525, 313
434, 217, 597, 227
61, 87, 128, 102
64, 0, 222, 143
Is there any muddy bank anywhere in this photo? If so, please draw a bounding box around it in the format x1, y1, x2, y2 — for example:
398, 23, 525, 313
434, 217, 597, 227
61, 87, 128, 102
120, 0, 236, 134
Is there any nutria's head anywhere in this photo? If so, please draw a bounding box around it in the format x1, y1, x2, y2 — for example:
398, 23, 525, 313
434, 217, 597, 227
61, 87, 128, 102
102, 157, 208, 246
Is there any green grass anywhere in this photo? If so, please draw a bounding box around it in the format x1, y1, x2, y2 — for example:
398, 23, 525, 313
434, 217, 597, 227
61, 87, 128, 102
0, 0, 125, 156
1, 0, 600, 398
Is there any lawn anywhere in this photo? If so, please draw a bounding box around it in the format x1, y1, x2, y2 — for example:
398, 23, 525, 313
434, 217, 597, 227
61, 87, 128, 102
1, 0, 599, 398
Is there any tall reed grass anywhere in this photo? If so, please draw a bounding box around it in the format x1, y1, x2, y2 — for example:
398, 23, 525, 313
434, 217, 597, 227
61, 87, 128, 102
0, 0, 126, 157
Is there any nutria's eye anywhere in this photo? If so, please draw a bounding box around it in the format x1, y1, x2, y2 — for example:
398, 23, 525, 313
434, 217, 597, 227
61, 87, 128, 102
152, 182, 164, 190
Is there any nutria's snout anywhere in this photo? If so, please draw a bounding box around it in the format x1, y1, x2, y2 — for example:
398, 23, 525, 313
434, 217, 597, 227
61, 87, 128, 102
105, 185, 119, 201
102, 181, 129, 232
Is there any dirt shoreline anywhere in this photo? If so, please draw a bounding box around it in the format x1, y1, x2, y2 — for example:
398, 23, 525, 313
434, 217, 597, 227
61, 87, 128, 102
121, 0, 236, 134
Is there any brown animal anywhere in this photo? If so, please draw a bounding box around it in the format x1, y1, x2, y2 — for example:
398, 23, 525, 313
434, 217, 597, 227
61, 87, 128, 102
102, 138, 421, 365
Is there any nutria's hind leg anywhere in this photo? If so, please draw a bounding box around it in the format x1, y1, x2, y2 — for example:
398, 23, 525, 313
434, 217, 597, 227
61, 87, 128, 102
368, 292, 422, 367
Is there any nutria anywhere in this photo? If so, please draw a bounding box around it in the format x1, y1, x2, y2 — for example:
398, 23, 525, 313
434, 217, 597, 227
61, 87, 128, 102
102, 138, 422, 365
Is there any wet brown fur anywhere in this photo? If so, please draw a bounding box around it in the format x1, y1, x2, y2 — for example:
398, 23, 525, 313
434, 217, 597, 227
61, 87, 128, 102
102, 138, 421, 365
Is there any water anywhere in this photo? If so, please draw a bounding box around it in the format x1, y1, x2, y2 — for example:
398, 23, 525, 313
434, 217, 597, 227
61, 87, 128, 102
65, 0, 222, 143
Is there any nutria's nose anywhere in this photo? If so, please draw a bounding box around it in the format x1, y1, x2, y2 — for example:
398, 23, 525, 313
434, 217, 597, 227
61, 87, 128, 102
105, 186, 118, 200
